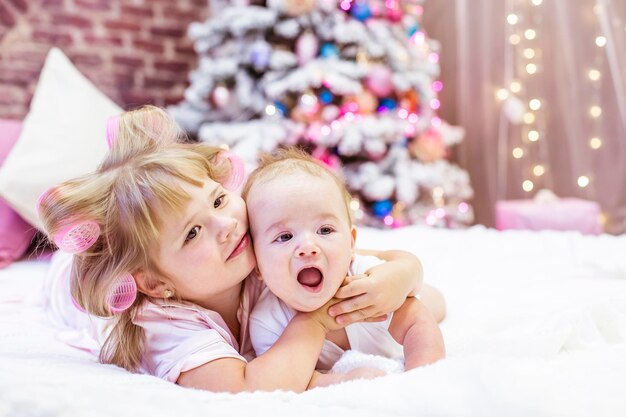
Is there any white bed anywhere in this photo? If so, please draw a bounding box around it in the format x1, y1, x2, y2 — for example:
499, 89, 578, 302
1, 225, 625, 417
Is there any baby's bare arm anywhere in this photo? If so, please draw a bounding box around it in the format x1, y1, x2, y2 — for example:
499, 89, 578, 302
388, 297, 445, 370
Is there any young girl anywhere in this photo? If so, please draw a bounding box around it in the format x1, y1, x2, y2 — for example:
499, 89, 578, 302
243, 148, 445, 381
39, 106, 429, 393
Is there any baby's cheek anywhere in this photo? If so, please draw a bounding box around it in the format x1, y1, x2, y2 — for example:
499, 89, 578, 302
253, 245, 273, 273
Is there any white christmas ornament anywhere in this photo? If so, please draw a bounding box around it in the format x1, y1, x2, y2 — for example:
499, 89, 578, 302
296, 31, 319, 65
338, 125, 363, 156
366, 65, 394, 97
250, 40, 272, 71
321, 105, 340, 122
364, 137, 387, 159
212, 86, 231, 108
396, 176, 419, 205
363, 175, 396, 201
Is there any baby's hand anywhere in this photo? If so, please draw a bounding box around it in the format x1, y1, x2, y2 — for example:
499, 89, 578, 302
328, 274, 395, 325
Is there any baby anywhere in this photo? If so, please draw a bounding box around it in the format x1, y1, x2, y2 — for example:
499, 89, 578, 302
243, 147, 445, 375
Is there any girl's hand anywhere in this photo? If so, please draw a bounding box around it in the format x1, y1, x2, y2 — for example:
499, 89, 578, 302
328, 273, 398, 325
328, 250, 422, 325
305, 296, 352, 332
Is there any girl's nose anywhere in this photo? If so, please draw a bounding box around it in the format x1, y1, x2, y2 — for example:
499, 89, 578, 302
215, 215, 237, 243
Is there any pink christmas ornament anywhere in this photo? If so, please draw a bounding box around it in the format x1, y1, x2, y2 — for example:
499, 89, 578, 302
212, 86, 231, 108
306, 123, 323, 143
385, 1, 403, 22
365, 65, 394, 98
296, 31, 319, 65
312, 147, 342, 171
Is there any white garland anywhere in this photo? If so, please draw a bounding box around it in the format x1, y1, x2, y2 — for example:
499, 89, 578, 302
263, 59, 366, 99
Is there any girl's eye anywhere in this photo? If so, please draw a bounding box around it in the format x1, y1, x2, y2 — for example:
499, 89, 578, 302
185, 226, 200, 243
214, 194, 226, 209
319, 226, 334, 235
275, 233, 293, 243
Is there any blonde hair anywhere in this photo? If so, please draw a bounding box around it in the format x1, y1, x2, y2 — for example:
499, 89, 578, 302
242, 146, 354, 224
38, 106, 233, 371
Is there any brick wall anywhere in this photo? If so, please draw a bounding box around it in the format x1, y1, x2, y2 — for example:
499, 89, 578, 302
0, 0, 208, 119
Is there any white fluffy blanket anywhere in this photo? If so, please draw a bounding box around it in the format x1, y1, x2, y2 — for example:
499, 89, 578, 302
1, 226, 625, 417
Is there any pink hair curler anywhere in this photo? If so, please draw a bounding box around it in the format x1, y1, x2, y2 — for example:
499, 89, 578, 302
219, 151, 245, 191
53, 221, 101, 254
35, 188, 50, 215
106, 114, 121, 149
107, 272, 137, 314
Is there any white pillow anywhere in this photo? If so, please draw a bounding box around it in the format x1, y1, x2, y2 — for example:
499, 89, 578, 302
0, 48, 121, 230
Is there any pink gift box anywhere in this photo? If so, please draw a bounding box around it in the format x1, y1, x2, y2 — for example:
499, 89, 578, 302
495, 197, 602, 235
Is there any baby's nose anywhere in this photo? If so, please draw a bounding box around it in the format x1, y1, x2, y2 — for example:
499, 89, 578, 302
297, 240, 319, 257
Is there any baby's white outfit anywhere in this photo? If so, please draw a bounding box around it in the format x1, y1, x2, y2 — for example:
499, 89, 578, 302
249, 255, 404, 371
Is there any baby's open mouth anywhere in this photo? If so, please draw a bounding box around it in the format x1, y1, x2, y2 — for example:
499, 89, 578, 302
297, 267, 323, 292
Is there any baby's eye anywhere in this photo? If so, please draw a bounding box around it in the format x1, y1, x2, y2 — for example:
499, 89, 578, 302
185, 226, 200, 243
319, 226, 335, 235
275, 233, 293, 243
214, 194, 226, 209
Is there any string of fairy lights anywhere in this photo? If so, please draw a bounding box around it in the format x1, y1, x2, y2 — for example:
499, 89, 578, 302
497, 0, 609, 195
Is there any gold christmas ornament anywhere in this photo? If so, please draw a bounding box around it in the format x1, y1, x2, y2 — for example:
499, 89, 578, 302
409, 130, 447, 163
345, 90, 379, 115
284, 0, 316, 16
399, 90, 420, 113
290, 105, 321, 123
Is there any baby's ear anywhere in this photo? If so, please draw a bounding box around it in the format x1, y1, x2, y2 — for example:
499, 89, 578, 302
253, 266, 263, 281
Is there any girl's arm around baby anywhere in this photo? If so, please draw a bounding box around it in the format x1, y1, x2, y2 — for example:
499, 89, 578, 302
176, 299, 345, 393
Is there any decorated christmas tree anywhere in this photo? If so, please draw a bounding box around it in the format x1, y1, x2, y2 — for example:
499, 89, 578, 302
169, 0, 474, 228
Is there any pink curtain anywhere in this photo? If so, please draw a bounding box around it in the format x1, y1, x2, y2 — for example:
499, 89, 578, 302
423, 0, 626, 233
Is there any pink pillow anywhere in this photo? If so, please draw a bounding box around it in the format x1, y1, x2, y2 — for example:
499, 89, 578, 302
0, 119, 36, 268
